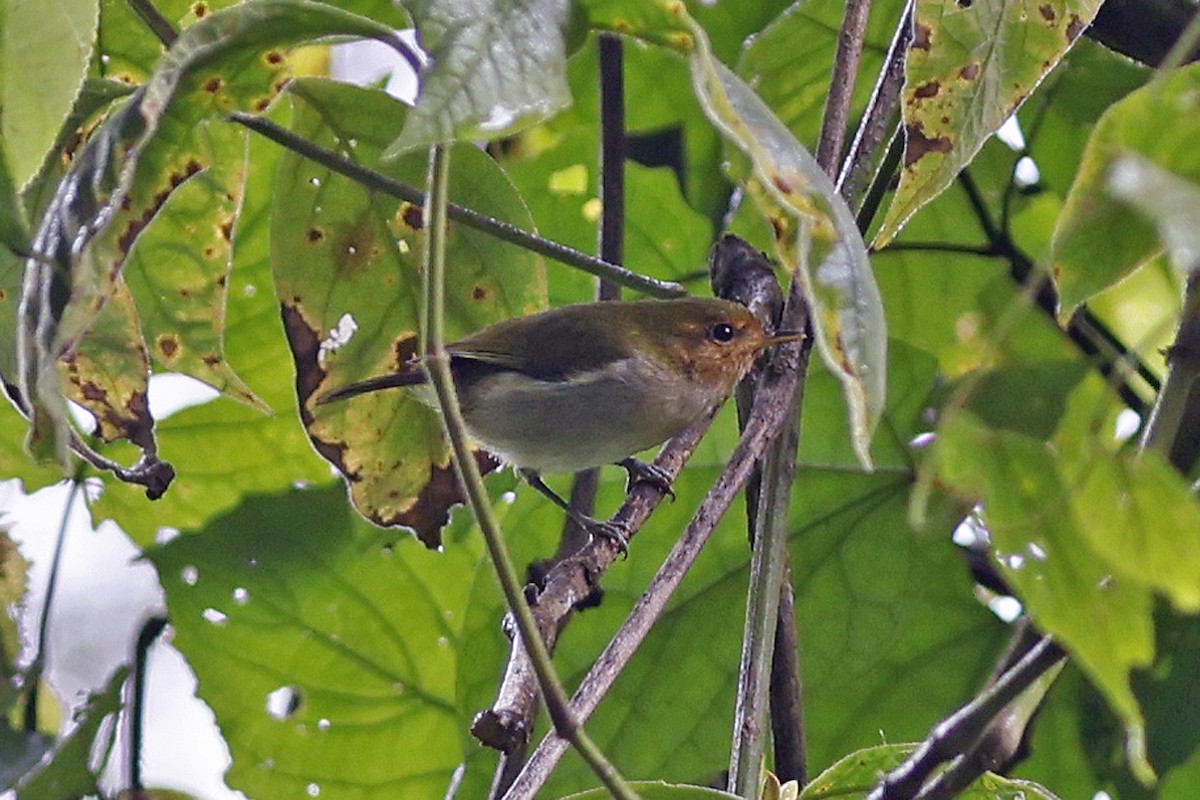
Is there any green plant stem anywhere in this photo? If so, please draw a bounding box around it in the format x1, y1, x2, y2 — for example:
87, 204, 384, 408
728, 422, 798, 797
230, 112, 684, 299
420, 144, 638, 800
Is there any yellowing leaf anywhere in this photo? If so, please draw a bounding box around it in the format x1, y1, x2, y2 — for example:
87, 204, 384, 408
876, 0, 1102, 246
686, 14, 887, 468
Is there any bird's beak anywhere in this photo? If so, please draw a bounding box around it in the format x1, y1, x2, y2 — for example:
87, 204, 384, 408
762, 330, 804, 347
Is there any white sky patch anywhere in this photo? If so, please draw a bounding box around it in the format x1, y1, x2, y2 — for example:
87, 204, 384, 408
330, 32, 423, 105
987, 595, 1024, 623
1113, 408, 1141, 443
996, 115, 1026, 150
1014, 155, 1041, 187
149, 372, 220, 420
318, 313, 359, 366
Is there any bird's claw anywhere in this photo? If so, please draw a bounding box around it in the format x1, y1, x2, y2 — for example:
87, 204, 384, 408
618, 457, 675, 501
583, 517, 630, 558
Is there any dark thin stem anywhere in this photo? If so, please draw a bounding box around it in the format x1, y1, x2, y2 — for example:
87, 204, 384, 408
818, 0, 875, 178
129, 616, 168, 793
597, 33, 626, 293
230, 113, 684, 299
839, 0, 912, 210
125, 0, 177, 47
867, 636, 1066, 800
768, 576, 806, 784
24, 478, 82, 732
880, 241, 998, 257
957, 171, 1159, 416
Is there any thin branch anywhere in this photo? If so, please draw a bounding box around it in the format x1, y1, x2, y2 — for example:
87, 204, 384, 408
504, 345, 808, 797
23, 477, 83, 732
128, 616, 168, 793
597, 32, 626, 294
838, 0, 912, 209
229, 113, 686, 299
879, 241, 998, 257
124, 0, 177, 47
768, 576, 807, 784
421, 145, 637, 800
818, 0, 876, 178
728, 405, 801, 798
1141, 273, 1200, 471
957, 171, 1160, 417
485, 33, 629, 796
867, 636, 1067, 800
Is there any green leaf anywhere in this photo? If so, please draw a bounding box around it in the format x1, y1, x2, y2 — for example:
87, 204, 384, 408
1106, 154, 1200, 274
121, 121, 267, 409
933, 410, 1156, 782
13, 666, 127, 799
1050, 63, 1200, 315
148, 484, 498, 800
1, 0, 99, 190
800, 743, 1062, 799
573, 0, 694, 50
18, 0, 399, 468
737, 0, 905, 153
386, 0, 574, 154
686, 14, 887, 468
273, 78, 545, 547
875, 0, 1102, 245
495, 127, 714, 305
1065, 448, 1200, 613
87, 104, 330, 545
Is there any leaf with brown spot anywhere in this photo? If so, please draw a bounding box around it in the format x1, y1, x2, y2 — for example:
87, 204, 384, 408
123, 123, 268, 411
16, 0, 399, 467
875, 0, 1103, 246
273, 78, 545, 547
58, 280, 155, 448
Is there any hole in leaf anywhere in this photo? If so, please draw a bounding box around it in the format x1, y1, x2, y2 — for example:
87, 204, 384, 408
266, 686, 303, 720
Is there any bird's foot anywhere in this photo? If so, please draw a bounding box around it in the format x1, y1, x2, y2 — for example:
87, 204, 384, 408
582, 516, 630, 558
617, 457, 675, 501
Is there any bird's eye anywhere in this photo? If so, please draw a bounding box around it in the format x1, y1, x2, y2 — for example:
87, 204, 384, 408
709, 322, 737, 343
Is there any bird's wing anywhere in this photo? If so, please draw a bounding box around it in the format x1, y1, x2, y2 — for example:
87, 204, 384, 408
449, 306, 637, 381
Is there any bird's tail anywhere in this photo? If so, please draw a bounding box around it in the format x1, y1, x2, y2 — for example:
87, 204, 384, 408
314, 368, 427, 406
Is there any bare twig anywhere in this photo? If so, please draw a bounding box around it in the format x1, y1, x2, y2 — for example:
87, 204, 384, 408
866, 636, 1067, 800
23, 477, 82, 732
818, 0, 876, 178
838, 0, 912, 209
128, 616, 168, 794
230, 113, 686, 299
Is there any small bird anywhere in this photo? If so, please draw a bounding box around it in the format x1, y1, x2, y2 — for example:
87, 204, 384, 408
317, 297, 800, 545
